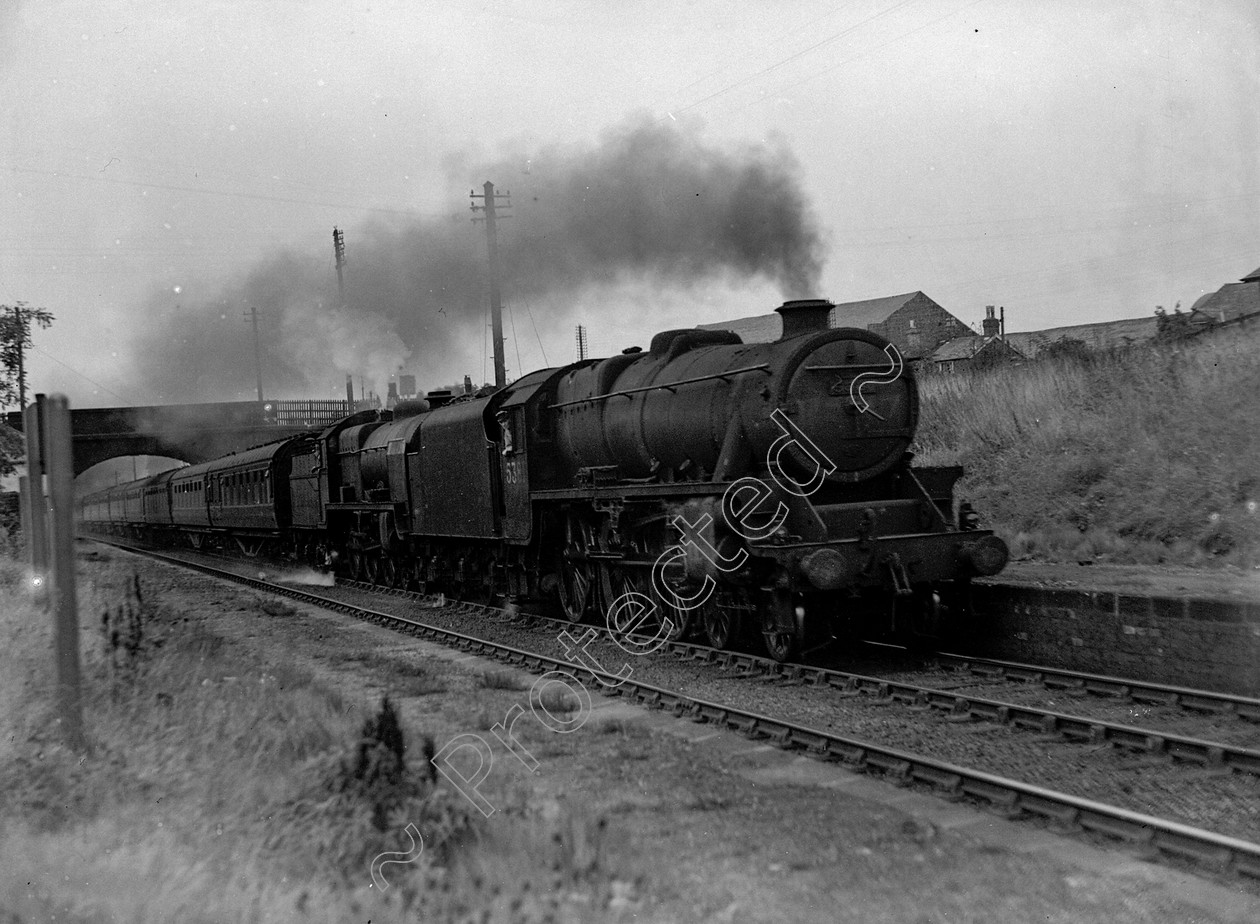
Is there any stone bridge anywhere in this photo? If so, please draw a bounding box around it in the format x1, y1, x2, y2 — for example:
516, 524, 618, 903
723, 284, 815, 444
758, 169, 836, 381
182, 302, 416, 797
5, 399, 354, 477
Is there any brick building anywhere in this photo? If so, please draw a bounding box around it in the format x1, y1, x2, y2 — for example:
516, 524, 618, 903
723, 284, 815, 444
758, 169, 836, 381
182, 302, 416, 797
697, 290, 968, 359
929, 335, 1025, 373
926, 305, 1024, 372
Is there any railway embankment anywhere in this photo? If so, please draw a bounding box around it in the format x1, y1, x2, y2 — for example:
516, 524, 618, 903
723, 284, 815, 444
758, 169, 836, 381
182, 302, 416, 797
915, 322, 1260, 570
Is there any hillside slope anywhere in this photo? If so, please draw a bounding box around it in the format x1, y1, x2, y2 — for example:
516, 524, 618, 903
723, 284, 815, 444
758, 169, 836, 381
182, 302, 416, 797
913, 322, 1260, 567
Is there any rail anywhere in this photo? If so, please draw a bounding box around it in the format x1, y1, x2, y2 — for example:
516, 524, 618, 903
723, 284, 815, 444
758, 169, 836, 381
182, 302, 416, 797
89, 539, 1260, 880
549, 364, 770, 409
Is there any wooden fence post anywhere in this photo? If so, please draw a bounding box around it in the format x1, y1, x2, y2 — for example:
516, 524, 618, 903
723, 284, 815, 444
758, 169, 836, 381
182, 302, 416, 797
22, 396, 49, 602
18, 474, 31, 561
44, 394, 85, 751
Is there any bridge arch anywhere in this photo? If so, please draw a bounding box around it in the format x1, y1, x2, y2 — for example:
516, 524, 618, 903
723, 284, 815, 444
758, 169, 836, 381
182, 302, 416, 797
76, 454, 188, 491
5, 399, 355, 478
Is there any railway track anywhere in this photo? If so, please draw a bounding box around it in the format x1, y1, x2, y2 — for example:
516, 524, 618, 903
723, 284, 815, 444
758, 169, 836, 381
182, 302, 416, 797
90, 537, 1260, 881
929, 650, 1260, 722
323, 579, 1260, 775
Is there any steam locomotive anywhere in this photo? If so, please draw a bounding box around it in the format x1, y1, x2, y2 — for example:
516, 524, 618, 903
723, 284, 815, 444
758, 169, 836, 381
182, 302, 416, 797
80, 299, 1008, 661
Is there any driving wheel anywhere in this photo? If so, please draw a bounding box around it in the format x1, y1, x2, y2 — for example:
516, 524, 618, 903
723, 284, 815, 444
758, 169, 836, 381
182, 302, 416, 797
557, 518, 596, 622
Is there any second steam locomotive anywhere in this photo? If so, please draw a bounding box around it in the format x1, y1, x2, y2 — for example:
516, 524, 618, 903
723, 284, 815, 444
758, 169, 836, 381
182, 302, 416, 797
81, 299, 1008, 661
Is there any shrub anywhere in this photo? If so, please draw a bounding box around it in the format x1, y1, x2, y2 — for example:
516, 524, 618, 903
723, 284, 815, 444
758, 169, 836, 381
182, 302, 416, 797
915, 327, 1260, 566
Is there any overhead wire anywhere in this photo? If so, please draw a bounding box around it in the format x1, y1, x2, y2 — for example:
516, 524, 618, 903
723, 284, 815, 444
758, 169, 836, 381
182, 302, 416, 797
28, 344, 145, 405
712, 0, 989, 121
6, 164, 452, 218
663, 0, 923, 119
524, 301, 549, 367
14, 141, 398, 202
664, 1, 877, 103
507, 302, 523, 382
929, 227, 1254, 302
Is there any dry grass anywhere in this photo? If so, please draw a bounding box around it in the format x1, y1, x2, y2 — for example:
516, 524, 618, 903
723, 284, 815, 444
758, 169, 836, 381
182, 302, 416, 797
0, 553, 630, 923
915, 326, 1260, 567
355, 650, 449, 697
478, 669, 529, 691
257, 596, 302, 618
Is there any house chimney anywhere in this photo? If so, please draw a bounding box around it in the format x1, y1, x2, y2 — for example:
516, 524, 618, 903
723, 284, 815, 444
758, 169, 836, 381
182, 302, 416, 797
982, 305, 1000, 338
776, 299, 834, 340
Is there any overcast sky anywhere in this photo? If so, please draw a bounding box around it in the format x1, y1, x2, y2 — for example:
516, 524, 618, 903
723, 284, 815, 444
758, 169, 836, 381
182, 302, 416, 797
3, 0, 1257, 408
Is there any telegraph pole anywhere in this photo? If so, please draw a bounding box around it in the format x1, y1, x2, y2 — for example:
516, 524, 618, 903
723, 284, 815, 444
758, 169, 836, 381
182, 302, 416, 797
470, 181, 511, 388
333, 227, 347, 307
244, 306, 263, 401
13, 304, 26, 410
333, 227, 357, 405
44, 394, 85, 752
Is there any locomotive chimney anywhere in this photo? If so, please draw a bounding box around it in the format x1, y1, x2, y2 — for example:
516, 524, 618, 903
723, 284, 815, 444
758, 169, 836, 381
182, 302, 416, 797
776, 299, 835, 339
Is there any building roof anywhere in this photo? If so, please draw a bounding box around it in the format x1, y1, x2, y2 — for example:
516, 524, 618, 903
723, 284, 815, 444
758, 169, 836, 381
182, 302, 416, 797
1189, 281, 1260, 323
930, 336, 984, 363
830, 291, 922, 329
1241, 266, 1260, 284
929, 335, 1024, 363
696, 291, 929, 343
695, 312, 783, 342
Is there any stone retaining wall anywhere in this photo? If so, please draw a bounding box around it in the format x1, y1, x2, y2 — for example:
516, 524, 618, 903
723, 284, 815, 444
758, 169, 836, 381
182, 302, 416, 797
968, 584, 1260, 696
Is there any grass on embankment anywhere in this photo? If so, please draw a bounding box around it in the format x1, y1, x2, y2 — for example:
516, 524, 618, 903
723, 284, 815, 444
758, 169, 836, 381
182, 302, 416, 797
0, 552, 618, 923
913, 324, 1260, 568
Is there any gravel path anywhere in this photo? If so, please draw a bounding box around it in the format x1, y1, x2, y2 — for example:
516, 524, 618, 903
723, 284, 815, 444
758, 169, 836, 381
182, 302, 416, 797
199, 567, 1260, 845
81, 542, 1260, 923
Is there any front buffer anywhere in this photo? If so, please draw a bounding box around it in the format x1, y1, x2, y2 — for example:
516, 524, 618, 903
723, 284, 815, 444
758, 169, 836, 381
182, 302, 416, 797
676, 463, 1009, 661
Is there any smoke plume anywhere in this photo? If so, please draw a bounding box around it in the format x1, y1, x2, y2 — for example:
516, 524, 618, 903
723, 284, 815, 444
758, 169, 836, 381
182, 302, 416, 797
129, 115, 823, 402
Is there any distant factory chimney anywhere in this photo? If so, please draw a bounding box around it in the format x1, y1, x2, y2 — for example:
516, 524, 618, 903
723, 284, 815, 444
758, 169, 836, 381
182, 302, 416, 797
386, 381, 399, 409
345, 374, 354, 404
983, 305, 1000, 338
398, 374, 417, 398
